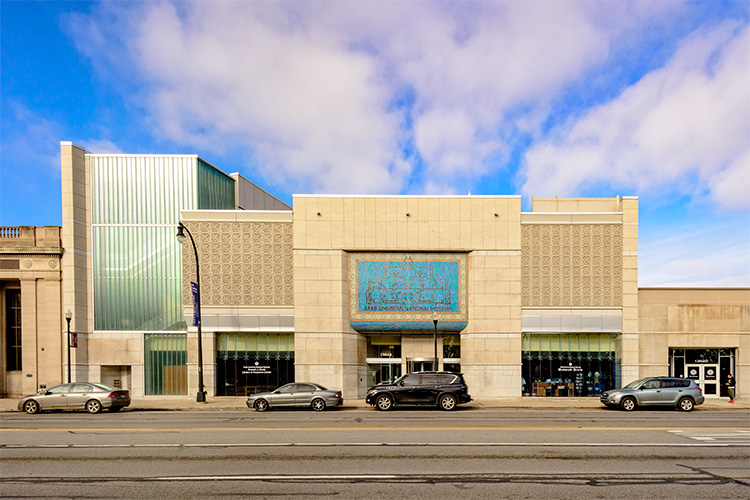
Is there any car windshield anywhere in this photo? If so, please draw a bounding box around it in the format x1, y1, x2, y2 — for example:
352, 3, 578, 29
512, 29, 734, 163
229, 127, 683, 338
623, 378, 647, 389
390, 374, 408, 385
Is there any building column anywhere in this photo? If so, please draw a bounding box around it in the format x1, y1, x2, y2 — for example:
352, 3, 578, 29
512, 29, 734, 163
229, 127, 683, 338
20, 279, 38, 395
620, 197, 639, 383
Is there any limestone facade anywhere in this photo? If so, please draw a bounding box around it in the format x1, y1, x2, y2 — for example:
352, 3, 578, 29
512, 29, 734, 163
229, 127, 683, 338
0, 226, 64, 397
639, 288, 749, 398
178, 195, 747, 400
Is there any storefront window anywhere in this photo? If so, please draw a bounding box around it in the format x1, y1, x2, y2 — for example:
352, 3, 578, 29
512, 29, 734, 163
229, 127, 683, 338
215, 333, 294, 396
522, 333, 621, 397
367, 335, 402, 387
443, 335, 460, 359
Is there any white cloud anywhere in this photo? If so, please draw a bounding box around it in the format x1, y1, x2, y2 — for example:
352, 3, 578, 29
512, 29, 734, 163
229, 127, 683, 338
128, 2, 406, 194
521, 22, 750, 209
69, 1, 674, 194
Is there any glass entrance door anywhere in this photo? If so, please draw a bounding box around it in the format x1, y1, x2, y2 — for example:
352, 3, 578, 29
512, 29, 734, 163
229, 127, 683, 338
686, 365, 719, 398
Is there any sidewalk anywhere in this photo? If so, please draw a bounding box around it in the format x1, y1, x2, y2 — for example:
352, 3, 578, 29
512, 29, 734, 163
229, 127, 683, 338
1, 396, 747, 413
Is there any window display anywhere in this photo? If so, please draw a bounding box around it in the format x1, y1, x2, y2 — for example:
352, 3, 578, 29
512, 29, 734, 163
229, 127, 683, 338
215, 333, 294, 396
522, 333, 621, 397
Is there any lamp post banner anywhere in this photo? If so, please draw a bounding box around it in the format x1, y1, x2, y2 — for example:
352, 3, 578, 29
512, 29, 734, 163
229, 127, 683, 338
191, 281, 200, 326
70, 332, 78, 348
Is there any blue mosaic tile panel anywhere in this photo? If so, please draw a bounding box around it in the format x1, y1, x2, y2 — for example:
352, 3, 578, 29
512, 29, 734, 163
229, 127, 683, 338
349, 253, 468, 332
358, 260, 459, 313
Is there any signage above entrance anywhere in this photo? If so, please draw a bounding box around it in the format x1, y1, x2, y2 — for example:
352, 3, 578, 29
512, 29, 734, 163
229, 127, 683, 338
349, 253, 468, 332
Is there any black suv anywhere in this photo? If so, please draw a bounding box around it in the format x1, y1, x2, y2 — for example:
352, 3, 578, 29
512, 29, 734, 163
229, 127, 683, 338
365, 372, 472, 411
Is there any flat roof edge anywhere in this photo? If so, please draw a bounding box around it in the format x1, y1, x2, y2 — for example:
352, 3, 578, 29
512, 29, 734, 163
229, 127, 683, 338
85, 153, 201, 158
639, 287, 750, 291
60, 141, 86, 150
293, 194, 522, 199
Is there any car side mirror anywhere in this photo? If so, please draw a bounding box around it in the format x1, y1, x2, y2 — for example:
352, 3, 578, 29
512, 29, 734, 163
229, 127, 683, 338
273, 390, 280, 394
44, 390, 52, 395
399, 381, 404, 387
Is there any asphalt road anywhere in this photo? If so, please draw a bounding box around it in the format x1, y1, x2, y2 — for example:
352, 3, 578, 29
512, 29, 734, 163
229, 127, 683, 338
1, 408, 748, 499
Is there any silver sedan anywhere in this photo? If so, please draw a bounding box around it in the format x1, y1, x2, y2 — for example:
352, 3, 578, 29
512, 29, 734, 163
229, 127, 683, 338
246, 382, 343, 412
18, 382, 131, 414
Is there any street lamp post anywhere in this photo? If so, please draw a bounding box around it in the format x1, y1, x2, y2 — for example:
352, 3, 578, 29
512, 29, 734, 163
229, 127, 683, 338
433, 311, 438, 371
176, 222, 206, 403
65, 309, 72, 383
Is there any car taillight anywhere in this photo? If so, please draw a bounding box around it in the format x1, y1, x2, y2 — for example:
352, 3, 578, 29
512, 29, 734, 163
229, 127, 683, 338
696, 386, 702, 392
334, 392, 341, 398
107, 392, 117, 398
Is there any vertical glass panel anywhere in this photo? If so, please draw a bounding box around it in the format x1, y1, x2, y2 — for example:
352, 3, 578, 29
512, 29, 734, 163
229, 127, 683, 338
144, 333, 187, 396
92, 226, 184, 331
91, 156, 199, 225
197, 159, 235, 209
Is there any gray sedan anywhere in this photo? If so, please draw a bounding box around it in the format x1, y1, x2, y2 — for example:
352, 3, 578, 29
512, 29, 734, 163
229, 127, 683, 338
247, 382, 343, 412
18, 382, 131, 414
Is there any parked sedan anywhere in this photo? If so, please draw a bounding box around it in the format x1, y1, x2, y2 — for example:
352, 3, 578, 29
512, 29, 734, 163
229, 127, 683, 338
246, 382, 342, 412
600, 377, 704, 411
18, 383, 131, 414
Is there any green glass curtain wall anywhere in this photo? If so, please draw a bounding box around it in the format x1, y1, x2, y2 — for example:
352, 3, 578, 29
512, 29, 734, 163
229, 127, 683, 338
197, 159, 235, 210
144, 333, 187, 396
90, 156, 235, 331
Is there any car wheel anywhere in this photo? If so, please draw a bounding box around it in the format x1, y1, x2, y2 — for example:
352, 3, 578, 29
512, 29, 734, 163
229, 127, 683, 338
85, 399, 102, 414
375, 394, 393, 411
438, 394, 457, 411
311, 398, 326, 412
108, 406, 123, 412
678, 397, 694, 412
23, 400, 40, 414
619, 397, 636, 411
254, 399, 269, 412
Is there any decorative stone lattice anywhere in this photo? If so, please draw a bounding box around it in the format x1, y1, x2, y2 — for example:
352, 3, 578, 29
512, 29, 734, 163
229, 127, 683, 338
521, 224, 622, 307
182, 222, 293, 306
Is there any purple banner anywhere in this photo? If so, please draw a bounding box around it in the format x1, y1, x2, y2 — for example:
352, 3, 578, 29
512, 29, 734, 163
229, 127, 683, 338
191, 281, 200, 326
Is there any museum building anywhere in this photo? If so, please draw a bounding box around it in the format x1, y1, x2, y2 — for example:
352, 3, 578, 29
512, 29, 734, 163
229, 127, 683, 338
0, 142, 747, 400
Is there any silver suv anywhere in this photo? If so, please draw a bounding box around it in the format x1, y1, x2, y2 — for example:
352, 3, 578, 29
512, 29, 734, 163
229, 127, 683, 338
600, 377, 704, 412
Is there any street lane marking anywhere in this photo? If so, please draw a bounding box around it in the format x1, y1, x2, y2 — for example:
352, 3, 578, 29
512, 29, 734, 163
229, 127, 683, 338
2, 425, 750, 432
669, 430, 750, 442
2, 442, 750, 448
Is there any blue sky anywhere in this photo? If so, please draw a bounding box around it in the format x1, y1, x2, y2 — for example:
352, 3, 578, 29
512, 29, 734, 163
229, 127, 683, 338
1, 0, 748, 286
